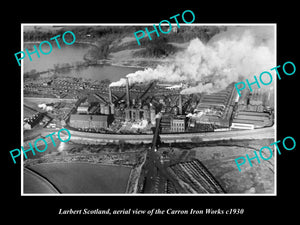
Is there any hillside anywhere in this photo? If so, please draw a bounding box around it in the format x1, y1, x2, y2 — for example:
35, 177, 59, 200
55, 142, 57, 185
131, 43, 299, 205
24, 25, 225, 68
106, 26, 225, 67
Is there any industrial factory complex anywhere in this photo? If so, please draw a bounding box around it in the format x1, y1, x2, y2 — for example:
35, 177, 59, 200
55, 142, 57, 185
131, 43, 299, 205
23, 73, 274, 137
64, 77, 274, 135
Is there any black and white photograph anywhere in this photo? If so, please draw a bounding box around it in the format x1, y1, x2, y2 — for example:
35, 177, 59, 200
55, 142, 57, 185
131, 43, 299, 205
3, 4, 298, 221
21, 24, 276, 195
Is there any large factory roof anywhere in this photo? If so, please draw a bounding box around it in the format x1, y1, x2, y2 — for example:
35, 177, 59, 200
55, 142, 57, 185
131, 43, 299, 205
190, 84, 236, 128
70, 114, 108, 122
197, 102, 226, 109
232, 111, 271, 127
196, 84, 235, 112
236, 111, 270, 117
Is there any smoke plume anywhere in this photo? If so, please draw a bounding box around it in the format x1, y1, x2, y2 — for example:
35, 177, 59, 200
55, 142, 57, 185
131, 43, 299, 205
110, 26, 275, 94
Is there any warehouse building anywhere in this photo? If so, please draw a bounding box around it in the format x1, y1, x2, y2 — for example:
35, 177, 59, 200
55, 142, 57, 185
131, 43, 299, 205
77, 102, 89, 114
231, 111, 273, 129
190, 83, 236, 130
237, 88, 271, 113
196, 85, 235, 112
69, 114, 113, 129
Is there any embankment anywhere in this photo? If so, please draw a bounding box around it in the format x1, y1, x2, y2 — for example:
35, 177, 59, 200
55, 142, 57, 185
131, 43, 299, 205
68, 126, 275, 144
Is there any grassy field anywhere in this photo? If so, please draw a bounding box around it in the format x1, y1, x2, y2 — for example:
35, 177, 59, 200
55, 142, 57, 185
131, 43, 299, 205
158, 139, 275, 194
191, 145, 274, 194
26, 162, 132, 193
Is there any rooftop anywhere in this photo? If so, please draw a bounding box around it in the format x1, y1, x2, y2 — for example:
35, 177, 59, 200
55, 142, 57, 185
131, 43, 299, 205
70, 114, 108, 121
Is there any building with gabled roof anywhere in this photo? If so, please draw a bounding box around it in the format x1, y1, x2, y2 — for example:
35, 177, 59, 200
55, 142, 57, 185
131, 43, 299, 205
69, 114, 113, 129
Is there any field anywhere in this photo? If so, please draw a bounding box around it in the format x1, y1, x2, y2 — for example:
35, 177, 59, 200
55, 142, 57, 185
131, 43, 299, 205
192, 145, 274, 193
157, 139, 275, 194
25, 162, 132, 193
23, 139, 275, 194
24, 168, 59, 193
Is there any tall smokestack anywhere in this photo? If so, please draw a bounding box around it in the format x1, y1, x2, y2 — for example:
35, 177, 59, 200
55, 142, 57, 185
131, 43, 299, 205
126, 77, 130, 108
178, 94, 182, 114
108, 86, 112, 104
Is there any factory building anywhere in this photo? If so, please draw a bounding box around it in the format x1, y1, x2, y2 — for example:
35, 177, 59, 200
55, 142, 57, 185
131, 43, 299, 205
232, 87, 274, 129
160, 114, 186, 133
196, 85, 235, 112
113, 107, 124, 120
23, 112, 44, 130
119, 78, 158, 124
125, 108, 151, 122
100, 103, 105, 114
171, 116, 186, 132
97, 75, 274, 133
190, 83, 236, 130
237, 88, 269, 113
99, 103, 111, 115
77, 102, 89, 114
88, 105, 99, 114
161, 114, 172, 133
231, 111, 273, 129
69, 76, 273, 134
69, 114, 113, 129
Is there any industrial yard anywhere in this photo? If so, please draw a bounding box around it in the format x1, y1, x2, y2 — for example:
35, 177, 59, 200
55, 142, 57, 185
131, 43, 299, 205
23, 75, 274, 135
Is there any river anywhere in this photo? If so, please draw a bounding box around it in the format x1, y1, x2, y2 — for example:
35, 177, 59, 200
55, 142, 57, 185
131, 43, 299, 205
23, 42, 142, 82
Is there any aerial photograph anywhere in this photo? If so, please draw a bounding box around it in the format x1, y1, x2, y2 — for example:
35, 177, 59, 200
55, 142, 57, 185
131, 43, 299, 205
22, 24, 275, 194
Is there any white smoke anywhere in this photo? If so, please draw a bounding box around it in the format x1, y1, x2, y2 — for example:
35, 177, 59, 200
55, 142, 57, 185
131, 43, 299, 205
109, 78, 128, 87
110, 26, 275, 94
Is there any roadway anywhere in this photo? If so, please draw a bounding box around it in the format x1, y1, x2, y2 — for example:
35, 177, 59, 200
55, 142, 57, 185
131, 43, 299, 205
161, 126, 275, 142
143, 118, 186, 193
69, 126, 275, 143
24, 97, 77, 103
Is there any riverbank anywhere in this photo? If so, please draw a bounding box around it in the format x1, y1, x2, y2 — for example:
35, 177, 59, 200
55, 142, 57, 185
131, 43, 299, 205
108, 48, 172, 68
23, 39, 175, 71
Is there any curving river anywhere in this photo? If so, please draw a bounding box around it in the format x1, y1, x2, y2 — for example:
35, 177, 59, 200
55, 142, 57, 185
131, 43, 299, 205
23, 42, 142, 82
